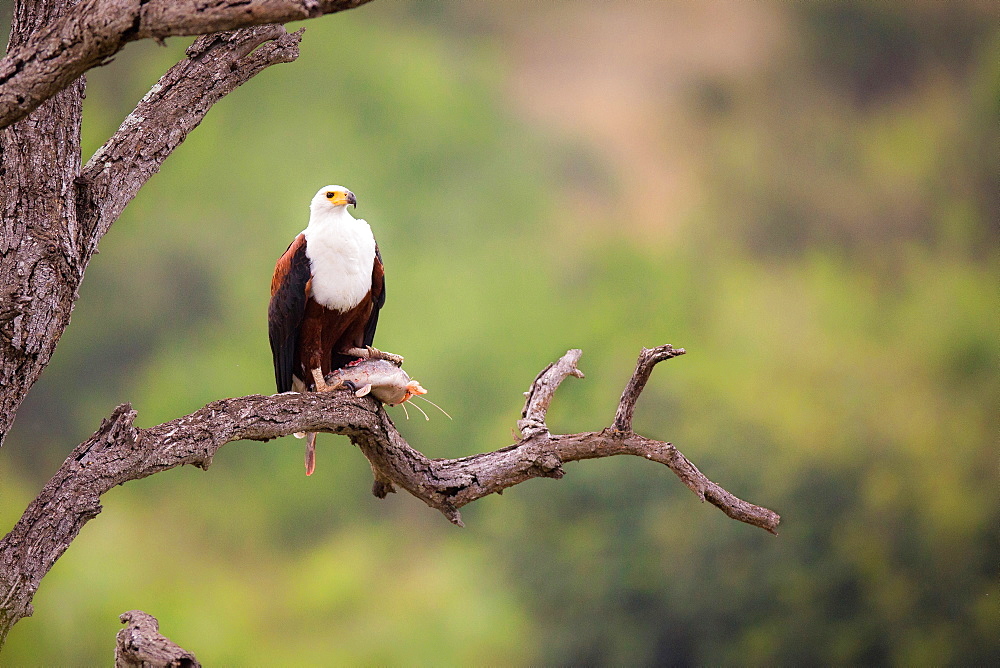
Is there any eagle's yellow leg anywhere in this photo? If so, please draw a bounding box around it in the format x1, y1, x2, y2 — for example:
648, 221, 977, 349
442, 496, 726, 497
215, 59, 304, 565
311, 367, 348, 393
312, 368, 332, 392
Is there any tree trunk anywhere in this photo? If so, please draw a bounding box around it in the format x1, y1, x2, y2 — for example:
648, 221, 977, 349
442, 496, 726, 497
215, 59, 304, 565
0, 0, 83, 446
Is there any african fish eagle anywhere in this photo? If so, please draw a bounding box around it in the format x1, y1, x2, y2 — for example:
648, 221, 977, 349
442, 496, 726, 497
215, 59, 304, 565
268, 185, 386, 473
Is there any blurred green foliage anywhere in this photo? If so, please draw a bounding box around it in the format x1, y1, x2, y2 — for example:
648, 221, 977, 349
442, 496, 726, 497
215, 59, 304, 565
2, 1, 998, 664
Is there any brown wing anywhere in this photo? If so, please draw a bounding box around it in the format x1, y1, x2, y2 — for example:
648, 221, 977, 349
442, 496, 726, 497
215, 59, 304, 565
268, 234, 310, 393
363, 243, 385, 348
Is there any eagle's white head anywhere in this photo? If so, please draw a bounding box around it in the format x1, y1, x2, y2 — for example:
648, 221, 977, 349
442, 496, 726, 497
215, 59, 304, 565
302, 184, 376, 311
310, 185, 357, 217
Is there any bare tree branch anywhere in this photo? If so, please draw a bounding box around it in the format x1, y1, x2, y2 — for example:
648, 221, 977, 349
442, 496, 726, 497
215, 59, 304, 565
518, 347, 585, 438
0, 0, 372, 129
76, 24, 303, 262
115, 610, 200, 668
0, 345, 779, 646
613, 344, 687, 432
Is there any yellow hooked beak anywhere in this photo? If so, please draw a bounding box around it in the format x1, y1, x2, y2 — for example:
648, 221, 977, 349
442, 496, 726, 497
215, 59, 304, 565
326, 190, 357, 207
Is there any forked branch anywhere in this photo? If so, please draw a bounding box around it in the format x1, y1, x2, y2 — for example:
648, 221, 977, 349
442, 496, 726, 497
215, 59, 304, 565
0, 344, 779, 646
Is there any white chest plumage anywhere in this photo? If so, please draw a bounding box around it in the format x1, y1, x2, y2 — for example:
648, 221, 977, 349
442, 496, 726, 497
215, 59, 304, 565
302, 208, 377, 312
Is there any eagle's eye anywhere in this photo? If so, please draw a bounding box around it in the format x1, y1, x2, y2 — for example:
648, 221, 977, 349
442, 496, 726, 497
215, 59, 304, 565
326, 191, 336, 199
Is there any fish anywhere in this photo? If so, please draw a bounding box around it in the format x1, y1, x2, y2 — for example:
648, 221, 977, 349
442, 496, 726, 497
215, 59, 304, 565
325, 358, 427, 406
299, 359, 449, 476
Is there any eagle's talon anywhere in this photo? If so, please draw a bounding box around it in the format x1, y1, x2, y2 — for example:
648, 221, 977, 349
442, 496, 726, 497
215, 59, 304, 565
311, 367, 347, 392
319, 380, 347, 393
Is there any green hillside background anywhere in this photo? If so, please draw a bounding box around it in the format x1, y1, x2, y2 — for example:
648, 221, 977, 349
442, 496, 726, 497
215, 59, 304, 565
1, 1, 997, 663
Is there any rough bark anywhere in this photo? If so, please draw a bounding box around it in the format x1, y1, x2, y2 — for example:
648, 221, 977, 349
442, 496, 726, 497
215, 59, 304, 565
0, 0, 372, 129
76, 24, 303, 263
1, 10, 306, 447
0, 0, 85, 448
0, 345, 780, 646
115, 610, 200, 668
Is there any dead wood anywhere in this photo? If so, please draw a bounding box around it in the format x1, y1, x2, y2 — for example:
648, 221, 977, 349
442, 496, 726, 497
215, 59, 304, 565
0, 345, 779, 645
115, 610, 200, 668
0, 0, 372, 129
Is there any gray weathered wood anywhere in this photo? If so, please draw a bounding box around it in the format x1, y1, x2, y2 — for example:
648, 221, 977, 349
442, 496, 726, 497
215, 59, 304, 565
518, 348, 584, 438
1, 0, 87, 448
0, 0, 372, 129
0, 0, 371, 649
0, 346, 780, 646
115, 610, 200, 668
613, 344, 686, 432
1, 13, 304, 448
77, 24, 303, 262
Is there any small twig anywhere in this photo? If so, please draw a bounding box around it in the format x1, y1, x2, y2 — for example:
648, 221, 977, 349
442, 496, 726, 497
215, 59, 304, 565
115, 610, 200, 668
612, 344, 686, 432
518, 348, 584, 438
619, 434, 779, 532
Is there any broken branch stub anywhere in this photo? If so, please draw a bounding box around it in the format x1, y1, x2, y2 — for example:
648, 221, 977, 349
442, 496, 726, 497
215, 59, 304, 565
115, 610, 200, 668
